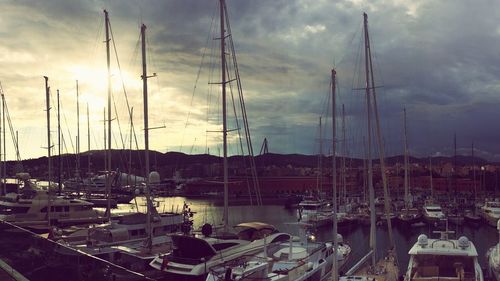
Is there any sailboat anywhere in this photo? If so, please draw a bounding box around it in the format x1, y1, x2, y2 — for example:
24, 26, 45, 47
149, 1, 299, 279
54, 13, 188, 274
201, 69, 351, 281
0, 78, 105, 231
343, 12, 399, 281
396, 108, 422, 227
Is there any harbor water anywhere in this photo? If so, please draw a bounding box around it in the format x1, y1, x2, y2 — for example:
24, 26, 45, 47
115, 196, 499, 274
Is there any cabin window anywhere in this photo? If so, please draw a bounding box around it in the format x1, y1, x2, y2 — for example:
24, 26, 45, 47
130, 230, 138, 236
64, 206, 69, 212
55, 206, 63, 212
0, 206, 30, 214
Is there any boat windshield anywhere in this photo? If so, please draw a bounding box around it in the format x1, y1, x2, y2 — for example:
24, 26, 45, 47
410, 254, 475, 281
487, 202, 500, 208
426, 207, 442, 212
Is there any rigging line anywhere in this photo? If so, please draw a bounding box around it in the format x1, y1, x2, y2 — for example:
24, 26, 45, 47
224, 3, 261, 205
0, 85, 21, 161
59, 97, 75, 154
109, 21, 144, 172
336, 21, 363, 68
108, 21, 127, 150
180, 4, 217, 154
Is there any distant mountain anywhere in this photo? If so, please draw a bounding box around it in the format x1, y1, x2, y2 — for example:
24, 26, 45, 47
5, 149, 491, 179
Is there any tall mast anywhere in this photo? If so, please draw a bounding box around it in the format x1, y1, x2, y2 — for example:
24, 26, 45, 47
44, 76, 52, 226
341, 104, 346, 205
0, 89, 2, 195
331, 68, 339, 281
454, 133, 457, 201
364, 12, 397, 261
363, 13, 376, 267
403, 108, 409, 209
87, 103, 90, 176
318, 116, 323, 196
104, 10, 112, 221
220, 0, 229, 231
141, 23, 153, 249
2, 96, 5, 192
76, 80, 80, 187
1, 94, 4, 194
57, 90, 62, 194
430, 156, 433, 198
472, 142, 476, 203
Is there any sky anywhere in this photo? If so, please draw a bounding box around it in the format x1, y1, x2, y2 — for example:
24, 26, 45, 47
0, 0, 500, 161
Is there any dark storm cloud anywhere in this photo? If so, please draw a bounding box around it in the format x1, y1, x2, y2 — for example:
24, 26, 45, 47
1, 0, 500, 160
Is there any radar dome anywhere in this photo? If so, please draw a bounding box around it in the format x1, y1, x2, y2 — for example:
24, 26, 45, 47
337, 234, 344, 243
458, 236, 470, 249
149, 171, 160, 184
417, 234, 428, 247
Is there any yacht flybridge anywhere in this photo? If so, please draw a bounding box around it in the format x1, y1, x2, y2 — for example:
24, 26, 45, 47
405, 231, 483, 281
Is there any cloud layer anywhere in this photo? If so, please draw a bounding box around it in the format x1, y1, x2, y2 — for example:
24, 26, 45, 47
0, 0, 499, 162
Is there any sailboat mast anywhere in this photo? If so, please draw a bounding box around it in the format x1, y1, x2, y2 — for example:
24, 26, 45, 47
363, 13, 376, 267
76, 80, 80, 187
220, 0, 229, 230
472, 142, 476, 203
57, 90, 62, 194
2, 95, 5, 194
0, 94, 3, 195
104, 10, 112, 221
403, 108, 409, 209
318, 116, 323, 196
364, 12, 397, 259
141, 23, 153, 247
44, 76, 52, 226
341, 104, 346, 204
87, 103, 90, 176
430, 156, 433, 198
331, 68, 339, 281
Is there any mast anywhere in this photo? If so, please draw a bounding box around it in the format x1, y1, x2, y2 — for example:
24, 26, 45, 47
141, 23, 153, 249
104, 9, 112, 221
220, 0, 229, 231
76, 80, 80, 189
430, 156, 433, 198
341, 104, 346, 205
87, 103, 90, 176
57, 90, 62, 194
1, 94, 4, 195
331, 68, 339, 281
44, 76, 52, 226
454, 133, 457, 202
129, 107, 134, 186
403, 108, 409, 210
472, 142, 476, 203
318, 116, 323, 196
364, 12, 397, 260
363, 13, 376, 267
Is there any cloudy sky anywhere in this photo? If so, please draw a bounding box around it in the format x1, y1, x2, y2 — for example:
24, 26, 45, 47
0, 0, 499, 161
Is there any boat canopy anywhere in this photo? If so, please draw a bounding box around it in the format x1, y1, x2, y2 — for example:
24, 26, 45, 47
234, 222, 277, 241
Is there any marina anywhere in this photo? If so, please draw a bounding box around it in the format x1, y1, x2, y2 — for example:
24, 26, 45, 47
0, 0, 499, 281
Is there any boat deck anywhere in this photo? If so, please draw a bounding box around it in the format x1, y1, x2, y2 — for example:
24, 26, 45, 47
348, 252, 399, 281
